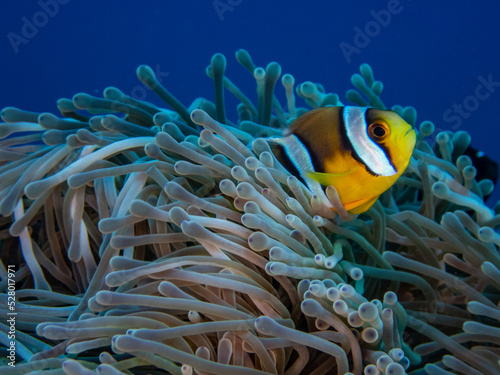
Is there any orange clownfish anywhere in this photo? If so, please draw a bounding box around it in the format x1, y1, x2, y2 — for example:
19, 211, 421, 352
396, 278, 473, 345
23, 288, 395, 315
270, 106, 416, 214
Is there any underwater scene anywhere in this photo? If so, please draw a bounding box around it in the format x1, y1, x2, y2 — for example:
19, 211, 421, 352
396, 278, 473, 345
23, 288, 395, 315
1, 1, 500, 374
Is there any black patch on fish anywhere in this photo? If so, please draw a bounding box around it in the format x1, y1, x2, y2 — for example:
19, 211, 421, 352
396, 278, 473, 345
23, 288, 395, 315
270, 142, 306, 184
294, 133, 325, 174
341, 107, 379, 176
375, 143, 396, 174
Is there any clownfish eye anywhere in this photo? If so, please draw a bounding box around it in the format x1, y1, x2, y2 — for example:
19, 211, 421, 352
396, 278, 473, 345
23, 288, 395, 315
369, 122, 389, 140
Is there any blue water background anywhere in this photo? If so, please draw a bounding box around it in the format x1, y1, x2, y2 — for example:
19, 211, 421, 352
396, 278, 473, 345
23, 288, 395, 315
1, 0, 499, 205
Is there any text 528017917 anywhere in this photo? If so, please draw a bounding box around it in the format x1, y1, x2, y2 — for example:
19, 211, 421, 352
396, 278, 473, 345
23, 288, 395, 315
6, 265, 16, 367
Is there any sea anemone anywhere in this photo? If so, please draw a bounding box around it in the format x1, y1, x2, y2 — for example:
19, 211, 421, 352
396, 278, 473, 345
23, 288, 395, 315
0, 50, 499, 375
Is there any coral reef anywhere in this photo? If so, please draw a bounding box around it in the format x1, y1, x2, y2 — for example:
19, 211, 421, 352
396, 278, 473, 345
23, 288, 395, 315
0, 50, 499, 375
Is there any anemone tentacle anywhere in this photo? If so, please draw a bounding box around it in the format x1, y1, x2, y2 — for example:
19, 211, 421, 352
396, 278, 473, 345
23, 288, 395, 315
0, 50, 499, 375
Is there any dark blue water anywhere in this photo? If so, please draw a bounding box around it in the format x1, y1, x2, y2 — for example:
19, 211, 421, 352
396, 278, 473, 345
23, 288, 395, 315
1, 0, 499, 204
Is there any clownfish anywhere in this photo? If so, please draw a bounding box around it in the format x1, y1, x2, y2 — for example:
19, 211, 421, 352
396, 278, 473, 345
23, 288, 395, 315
270, 106, 416, 214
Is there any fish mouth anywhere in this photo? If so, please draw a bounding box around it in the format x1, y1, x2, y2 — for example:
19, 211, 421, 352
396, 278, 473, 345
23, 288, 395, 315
405, 128, 416, 136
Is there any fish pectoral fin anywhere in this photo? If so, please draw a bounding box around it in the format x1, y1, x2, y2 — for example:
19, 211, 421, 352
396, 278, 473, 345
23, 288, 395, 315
305, 169, 357, 186
344, 195, 380, 214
